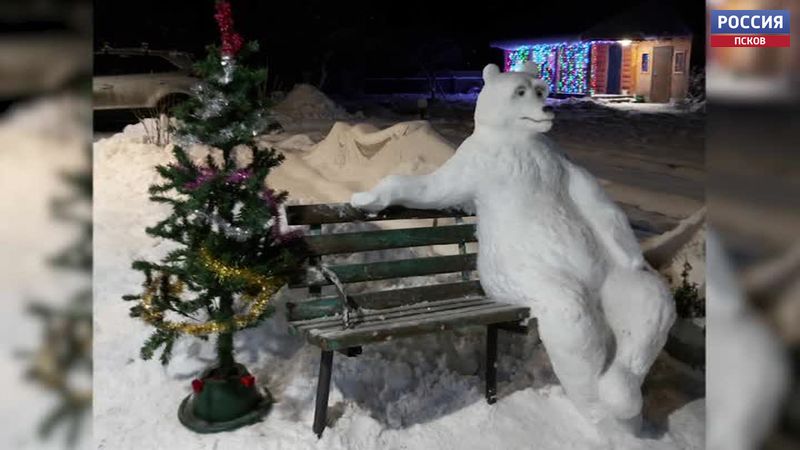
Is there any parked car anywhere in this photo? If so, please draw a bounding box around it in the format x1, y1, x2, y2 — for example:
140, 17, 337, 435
93, 46, 198, 111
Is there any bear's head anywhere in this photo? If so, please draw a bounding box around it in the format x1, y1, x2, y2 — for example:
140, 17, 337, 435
474, 62, 554, 134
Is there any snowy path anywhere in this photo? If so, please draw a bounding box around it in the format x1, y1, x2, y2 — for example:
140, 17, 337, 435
551, 104, 704, 218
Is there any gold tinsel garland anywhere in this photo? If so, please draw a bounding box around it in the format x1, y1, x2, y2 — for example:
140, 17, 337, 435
138, 247, 285, 336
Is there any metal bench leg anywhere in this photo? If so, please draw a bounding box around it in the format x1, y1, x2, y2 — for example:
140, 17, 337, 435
313, 350, 334, 438
486, 324, 498, 404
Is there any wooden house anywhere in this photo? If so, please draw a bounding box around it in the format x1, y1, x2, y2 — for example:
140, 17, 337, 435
492, 2, 693, 102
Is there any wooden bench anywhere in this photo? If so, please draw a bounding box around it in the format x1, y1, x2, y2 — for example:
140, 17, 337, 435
285, 203, 531, 437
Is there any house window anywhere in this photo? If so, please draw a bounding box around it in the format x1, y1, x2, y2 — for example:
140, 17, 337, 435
673, 51, 686, 74
641, 53, 650, 73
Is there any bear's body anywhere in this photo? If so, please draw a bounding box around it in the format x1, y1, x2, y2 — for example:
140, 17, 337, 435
468, 132, 602, 301
351, 63, 676, 426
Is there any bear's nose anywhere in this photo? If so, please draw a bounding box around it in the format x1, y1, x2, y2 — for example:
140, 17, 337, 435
542, 105, 554, 114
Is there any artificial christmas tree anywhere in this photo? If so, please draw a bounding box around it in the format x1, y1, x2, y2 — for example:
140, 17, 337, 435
123, 0, 304, 433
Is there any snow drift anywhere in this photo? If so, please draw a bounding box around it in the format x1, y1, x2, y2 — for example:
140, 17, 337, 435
303, 121, 455, 187
264, 120, 455, 206
272, 84, 354, 130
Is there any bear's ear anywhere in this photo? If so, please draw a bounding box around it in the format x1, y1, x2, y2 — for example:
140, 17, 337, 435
482, 64, 500, 83
520, 61, 539, 78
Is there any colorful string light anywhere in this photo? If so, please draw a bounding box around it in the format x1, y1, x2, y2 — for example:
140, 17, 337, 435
505, 47, 531, 73
504, 41, 592, 95
557, 42, 591, 94
530, 45, 557, 93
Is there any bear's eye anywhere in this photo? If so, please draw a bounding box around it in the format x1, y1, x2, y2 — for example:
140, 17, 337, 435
535, 86, 545, 98
515, 87, 526, 97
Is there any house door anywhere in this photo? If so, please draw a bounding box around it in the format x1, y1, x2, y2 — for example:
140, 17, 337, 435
650, 46, 674, 103
606, 44, 622, 94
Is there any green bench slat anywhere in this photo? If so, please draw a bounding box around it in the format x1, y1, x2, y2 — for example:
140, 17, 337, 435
287, 280, 484, 321
286, 203, 472, 225
292, 296, 493, 332
284, 202, 533, 353
303, 224, 477, 256
290, 254, 477, 288
295, 301, 530, 351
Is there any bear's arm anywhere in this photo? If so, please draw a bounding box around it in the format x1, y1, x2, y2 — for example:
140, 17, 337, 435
565, 160, 645, 270
351, 145, 476, 212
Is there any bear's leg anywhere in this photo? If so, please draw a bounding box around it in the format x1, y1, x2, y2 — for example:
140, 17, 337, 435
534, 281, 612, 422
598, 267, 676, 420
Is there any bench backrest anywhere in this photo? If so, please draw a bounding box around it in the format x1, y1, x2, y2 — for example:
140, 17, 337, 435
286, 203, 483, 319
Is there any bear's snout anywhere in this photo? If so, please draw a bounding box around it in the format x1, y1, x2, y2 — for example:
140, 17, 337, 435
542, 105, 554, 114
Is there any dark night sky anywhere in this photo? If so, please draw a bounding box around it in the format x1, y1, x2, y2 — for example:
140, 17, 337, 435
94, 0, 705, 93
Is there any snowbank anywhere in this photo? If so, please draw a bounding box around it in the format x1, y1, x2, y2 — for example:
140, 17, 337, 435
3, 94, 89, 139
267, 150, 355, 204
261, 133, 317, 152
549, 97, 696, 115
303, 121, 454, 187
264, 120, 455, 205
272, 84, 353, 130
116, 116, 174, 145
92, 119, 455, 208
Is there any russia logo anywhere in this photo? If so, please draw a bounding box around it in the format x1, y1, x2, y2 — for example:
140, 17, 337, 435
711, 10, 790, 47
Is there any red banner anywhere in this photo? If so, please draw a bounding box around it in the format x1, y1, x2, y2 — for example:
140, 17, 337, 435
710, 34, 790, 47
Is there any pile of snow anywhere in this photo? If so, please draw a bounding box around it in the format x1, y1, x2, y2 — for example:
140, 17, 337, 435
549, 97, 697, 116
265, 120, 455, 205
94, 119, 456, 207
266, 149, 354, 204
3, 94, 89, 139
117, 116, 174, 145
272, 84, 354, 129
259, 133, 316, 152
303, 121, 455, 187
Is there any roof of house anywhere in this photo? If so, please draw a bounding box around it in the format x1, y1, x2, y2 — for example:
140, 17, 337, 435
581, 0, 692, 40
491, 0, 692, 50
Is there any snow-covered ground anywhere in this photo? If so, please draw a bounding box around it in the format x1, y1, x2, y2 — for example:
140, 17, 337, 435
0, 95, 91, 449
93, 86, 705, 449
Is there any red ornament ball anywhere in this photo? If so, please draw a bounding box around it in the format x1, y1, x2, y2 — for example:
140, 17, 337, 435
191, 379, 204, 393
240, 374, 255, 388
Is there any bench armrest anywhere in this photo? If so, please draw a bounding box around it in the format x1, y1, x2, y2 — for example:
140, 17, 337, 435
319, 265, 359, 329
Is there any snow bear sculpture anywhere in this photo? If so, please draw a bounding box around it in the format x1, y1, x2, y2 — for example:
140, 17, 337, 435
351, 62, 676, 426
